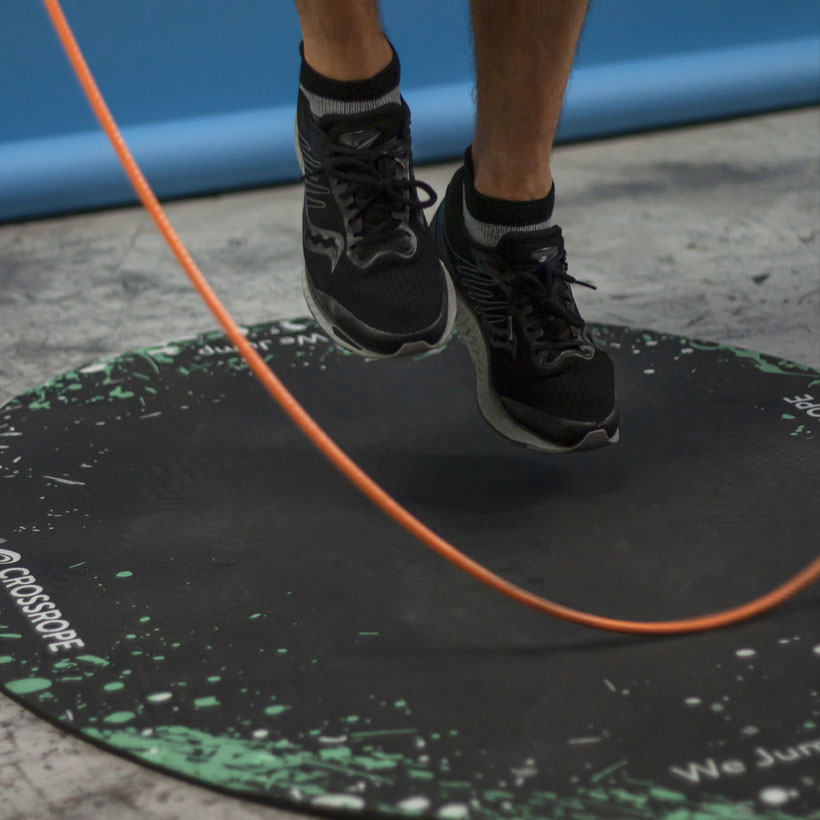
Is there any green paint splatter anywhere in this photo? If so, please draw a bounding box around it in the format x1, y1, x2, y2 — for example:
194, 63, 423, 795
590, 760, 628, 783
264, 705, 289, 717
116, 571, 133, 578
194, 696, 220, 709
103, 682, 125, 692
80, 721, 807, 820
77, 655, 109, 667
103, 711, 135, 724
7, 677, 52, 694
0, 655, 13, 664
649, 786, 686, 802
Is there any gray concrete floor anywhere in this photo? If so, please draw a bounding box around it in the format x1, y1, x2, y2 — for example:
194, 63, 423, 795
0, 107, 818, 820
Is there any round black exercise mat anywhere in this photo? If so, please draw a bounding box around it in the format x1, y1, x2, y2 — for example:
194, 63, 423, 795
1, 319, 819, 820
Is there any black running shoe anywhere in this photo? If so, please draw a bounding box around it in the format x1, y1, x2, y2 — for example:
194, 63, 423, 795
295, 91, 455, 357
432, 166, 619, 452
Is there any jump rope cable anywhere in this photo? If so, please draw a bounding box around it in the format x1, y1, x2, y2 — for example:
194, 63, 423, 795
42, 0, 820, 636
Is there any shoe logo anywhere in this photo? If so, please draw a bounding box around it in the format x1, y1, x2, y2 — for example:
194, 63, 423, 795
531, 246, 559, 264
338, 128, 379, 150
304, 208, 344, 272
448, 246, 518, 354
300, 133, 346, 273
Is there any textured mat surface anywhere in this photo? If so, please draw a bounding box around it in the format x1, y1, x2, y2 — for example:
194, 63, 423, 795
1, 319, 819, 819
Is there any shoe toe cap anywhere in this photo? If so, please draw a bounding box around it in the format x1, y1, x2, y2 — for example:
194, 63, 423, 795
498, 350, 618, 446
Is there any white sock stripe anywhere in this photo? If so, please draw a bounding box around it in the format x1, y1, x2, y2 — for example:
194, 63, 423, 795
462, 187, 552, 248
300, 84, 401, 118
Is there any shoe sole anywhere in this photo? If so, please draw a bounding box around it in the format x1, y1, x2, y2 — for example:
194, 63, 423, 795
301, 265, 456, 359
295, 119, 456, 359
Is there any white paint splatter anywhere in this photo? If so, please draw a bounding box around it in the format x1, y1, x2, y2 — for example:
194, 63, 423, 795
281, 320, 307, 332
42, 475, 86, 486
437, 804, 470, 819
318, 735, 347, 745
311, 794, 365, 810
604, 679, 617, 692
684, 697, 702, 706
397, 796, 431, 812
252, 729, 269, 739
736, 648, 757, 658
813, 644, 820, 657
568, 737, 602, 745
146, 692, 172, 704
741, 725, 759, 736
759, 786, 791, 807
643, 369, 656, 375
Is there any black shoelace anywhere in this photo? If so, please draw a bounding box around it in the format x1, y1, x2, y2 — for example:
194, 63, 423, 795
302, 135, 437, 252
499, 251, 596, 364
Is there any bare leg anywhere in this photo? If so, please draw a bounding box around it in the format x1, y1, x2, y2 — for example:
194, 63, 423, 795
295, 0, 392, 80
470, 0, 589, 200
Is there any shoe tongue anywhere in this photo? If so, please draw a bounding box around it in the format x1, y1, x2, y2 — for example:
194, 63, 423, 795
325, 103, 405, 149
495, 226, 562, 265
338, 128, 380, 150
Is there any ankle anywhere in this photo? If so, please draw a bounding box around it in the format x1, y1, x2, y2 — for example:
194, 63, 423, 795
462, 147, 555, 244
471, 144, 553, 201
474, 164, 553, 202
302, 34, 393, 82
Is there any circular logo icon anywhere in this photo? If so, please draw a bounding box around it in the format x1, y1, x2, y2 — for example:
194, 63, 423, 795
0, 547, 21, 565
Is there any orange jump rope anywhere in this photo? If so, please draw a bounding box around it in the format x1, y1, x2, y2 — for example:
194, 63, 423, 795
42, 0, 820, 635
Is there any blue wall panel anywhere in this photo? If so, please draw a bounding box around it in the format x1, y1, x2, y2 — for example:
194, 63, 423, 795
1, 0, 818, 221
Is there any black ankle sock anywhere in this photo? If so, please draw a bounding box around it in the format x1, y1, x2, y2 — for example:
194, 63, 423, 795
299, 42, 400, 102
463, 147, 555, 226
